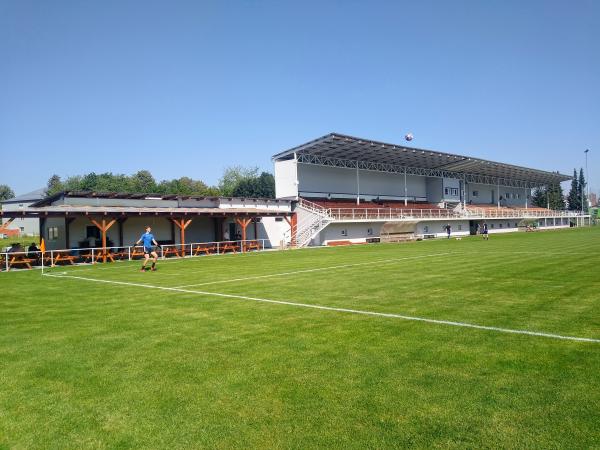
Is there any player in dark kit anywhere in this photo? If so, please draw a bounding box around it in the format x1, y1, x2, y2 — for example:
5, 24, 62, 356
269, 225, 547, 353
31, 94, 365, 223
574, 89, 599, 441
136, 226, 159, 271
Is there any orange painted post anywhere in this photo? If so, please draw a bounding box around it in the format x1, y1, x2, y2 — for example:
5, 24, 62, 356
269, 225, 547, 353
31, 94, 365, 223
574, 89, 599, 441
172, 218, 193, 256
284, 214, 297, 247
235, 218, 252, 252
90, 218, 116, 263
291, 213, 297, 247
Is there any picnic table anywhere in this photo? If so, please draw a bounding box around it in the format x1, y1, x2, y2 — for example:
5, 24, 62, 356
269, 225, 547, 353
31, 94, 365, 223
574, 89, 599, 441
220, 241, 239, 253
243, 241, 260, 252
193, 244, 217, 256
7, 253, 35, 270
47, 250, 78, 266
80, 249, 115, 264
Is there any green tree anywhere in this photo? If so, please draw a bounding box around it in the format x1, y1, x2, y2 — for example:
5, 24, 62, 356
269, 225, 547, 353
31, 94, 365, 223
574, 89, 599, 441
579, 168, 587, 211
47, 175, 63, 196
130, 170, 157, 193
567, 169, 580, 211
532, 187, 546, 208
546, 182, 565, 210
232, 172, 276, 198
0, 184, 15, 201
218, 166, 259, 196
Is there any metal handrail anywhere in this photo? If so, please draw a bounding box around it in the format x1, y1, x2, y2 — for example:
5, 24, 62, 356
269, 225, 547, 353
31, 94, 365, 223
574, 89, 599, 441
327, 207, 585, 220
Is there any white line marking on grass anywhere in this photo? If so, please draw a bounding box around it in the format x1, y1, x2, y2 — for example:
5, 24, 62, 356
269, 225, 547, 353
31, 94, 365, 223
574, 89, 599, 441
172, 253, 453, 288
43, 273, 600, 344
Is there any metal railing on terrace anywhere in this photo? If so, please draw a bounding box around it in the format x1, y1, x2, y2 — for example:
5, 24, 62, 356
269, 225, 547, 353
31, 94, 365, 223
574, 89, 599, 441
327, 207, 584, 221
0, 239, 271, 272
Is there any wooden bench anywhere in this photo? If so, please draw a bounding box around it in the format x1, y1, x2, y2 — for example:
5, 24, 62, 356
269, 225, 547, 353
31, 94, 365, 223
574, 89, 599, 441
243, 241, 261, 252
194, 245, 217, 256
51, 251, 78, 265
220, 242, 239, 253
163, 247, 183, 258
327, 240, 353, 246
8, 255, 35, 270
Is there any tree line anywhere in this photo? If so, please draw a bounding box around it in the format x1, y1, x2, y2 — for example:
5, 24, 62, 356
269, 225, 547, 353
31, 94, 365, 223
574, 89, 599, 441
531, 168, 588, 211
44, 166, 275, 198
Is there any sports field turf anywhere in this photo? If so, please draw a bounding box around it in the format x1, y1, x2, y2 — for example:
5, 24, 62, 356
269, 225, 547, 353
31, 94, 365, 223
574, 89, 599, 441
1, 227, 599, 448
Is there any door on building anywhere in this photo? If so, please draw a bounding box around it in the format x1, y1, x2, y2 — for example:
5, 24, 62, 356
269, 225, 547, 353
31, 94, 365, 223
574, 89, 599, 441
228, 223, 237, 241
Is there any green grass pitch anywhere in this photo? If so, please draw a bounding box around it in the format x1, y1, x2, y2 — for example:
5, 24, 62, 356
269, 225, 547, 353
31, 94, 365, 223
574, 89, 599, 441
1, 228, 599, 448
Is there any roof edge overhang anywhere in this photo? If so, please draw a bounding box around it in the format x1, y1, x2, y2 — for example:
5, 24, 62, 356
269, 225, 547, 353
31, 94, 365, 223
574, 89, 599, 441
272, 132, 571, 186
31, 191, 290, 207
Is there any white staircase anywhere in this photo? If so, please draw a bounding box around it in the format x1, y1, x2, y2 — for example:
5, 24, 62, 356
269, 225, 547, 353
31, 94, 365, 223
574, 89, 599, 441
284, 198, 333, 248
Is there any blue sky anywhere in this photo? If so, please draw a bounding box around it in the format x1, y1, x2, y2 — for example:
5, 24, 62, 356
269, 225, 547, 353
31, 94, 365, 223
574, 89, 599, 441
1, 0, 598, 195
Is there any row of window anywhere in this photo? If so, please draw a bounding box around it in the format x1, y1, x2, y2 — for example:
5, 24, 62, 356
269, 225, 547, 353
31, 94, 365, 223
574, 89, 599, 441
340, 228, 374, 237
48, 226, 59, 241
471, 191, 521, 199
444, 188, 459, 196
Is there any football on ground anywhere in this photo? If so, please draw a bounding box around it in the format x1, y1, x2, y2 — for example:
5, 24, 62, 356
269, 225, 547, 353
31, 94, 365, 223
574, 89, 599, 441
1, 227, 599, 448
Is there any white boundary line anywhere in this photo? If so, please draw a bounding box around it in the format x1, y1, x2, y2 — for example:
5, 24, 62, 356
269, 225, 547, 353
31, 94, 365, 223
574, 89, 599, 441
43, 273, 600, 344
172, 253, 453, 288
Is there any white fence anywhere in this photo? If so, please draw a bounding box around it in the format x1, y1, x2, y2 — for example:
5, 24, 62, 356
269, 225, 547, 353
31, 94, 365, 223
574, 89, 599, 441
327, 207, 584, 221
0, 239, 270, 272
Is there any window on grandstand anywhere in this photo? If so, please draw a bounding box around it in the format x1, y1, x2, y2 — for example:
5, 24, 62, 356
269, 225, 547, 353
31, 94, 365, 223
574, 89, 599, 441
472, 191, 479, 197
506, 193, 510, 198
48, 226, 59, 241
491, 224, 495, 228
444, 188, 449, 195
451, 188, 458, 196
367, 228, 373, 236
458, 224, 462, 231
499, 223, 503, 228
20, 227, 24, 232
423, 225, 429, 233
514, 223, 518, 227
516, 193, 520, 199
341, 229, 347, 236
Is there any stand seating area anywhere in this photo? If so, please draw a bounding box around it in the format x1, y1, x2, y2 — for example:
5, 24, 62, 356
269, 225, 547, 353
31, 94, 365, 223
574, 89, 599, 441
311, 199, 442, 210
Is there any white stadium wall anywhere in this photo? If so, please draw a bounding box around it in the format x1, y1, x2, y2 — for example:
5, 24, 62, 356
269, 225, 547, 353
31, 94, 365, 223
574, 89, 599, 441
274, 159, 299, 199
465, 183, 530, 207
257, 217, 290, 248
297, 164, 426, 200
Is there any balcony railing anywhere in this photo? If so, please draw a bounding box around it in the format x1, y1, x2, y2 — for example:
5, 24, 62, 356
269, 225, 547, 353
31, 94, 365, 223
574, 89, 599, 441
328, 207, 584, 221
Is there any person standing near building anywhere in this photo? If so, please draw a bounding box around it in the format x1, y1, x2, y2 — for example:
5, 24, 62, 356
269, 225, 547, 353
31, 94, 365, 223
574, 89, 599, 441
136, 226, 159, 271
445, 224, 452, 239
482, 222, 489, 240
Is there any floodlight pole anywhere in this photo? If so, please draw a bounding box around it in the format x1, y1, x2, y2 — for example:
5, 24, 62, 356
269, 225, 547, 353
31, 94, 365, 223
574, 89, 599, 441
585, 149, 590, 211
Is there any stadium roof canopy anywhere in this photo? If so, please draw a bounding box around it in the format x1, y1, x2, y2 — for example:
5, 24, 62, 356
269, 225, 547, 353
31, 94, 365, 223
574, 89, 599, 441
272, 133, 571, 188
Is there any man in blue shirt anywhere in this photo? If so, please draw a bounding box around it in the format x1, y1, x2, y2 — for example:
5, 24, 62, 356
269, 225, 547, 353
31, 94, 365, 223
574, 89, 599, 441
136, 226, 159, 271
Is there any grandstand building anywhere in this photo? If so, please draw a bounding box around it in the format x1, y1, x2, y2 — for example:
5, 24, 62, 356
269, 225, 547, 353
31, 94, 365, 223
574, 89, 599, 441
273, 133, 589, 246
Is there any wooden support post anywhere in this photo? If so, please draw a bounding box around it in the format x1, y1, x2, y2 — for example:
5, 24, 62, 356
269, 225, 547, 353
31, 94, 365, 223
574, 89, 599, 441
90, 218, 116, 263
284, 213, 298, 247
172, 218, 193, 256
235, 218, 252, 252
